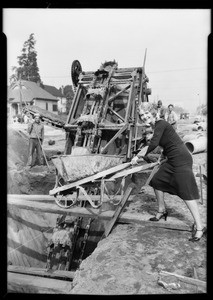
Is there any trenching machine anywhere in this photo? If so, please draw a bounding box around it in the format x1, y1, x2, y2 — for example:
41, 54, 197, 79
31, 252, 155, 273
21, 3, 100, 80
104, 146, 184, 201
48, 58, 154, 209
25, 57, 160, 271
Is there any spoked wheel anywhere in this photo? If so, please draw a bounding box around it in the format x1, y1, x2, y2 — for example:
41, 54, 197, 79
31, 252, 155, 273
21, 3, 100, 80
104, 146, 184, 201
71, 60, 82, 87
55, 192, 78, 209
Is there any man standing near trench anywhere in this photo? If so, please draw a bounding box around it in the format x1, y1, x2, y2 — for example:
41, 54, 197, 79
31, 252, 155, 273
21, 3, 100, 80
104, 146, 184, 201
26, 113, 44, 168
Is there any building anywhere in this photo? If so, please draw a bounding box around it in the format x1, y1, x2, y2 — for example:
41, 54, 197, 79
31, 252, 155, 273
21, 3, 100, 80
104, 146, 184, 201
8, 80, 59, 118
43, 85, 67, 113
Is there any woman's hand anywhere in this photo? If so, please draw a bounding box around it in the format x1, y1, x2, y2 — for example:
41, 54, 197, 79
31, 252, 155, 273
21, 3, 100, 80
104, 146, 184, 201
137, 145, 148, 157
131, 156, 139, 165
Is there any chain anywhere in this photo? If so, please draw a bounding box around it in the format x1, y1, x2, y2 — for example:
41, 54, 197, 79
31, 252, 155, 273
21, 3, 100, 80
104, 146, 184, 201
46, 215, 70, 270
46, 216, 82, 271
78, 218, 92, 265
47, 216, 93, 271
103, 176, 126, 205
65, 217, 82, 271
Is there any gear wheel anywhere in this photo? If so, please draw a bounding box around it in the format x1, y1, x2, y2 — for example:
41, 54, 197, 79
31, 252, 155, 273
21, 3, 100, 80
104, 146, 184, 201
71, 60, 82, 87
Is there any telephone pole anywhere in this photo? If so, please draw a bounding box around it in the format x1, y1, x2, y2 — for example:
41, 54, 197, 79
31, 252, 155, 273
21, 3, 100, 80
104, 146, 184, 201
19, 73, 23, 124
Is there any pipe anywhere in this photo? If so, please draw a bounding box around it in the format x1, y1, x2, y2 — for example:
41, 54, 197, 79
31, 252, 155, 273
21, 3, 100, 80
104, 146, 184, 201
192, 122, 207, 131
185, 136, 207, 154
197, 122, 207, 131
182, 134, 201, 143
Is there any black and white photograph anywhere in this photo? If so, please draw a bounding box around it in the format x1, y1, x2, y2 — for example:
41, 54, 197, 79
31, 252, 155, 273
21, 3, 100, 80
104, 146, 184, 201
4, 8, 209, 294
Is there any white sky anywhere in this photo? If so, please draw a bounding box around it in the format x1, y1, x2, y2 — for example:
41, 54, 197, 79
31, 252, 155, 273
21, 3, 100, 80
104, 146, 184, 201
3, 8, 210, 113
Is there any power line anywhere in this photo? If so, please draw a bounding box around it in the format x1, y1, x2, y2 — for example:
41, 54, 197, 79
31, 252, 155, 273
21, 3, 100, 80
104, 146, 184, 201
148, 67, 205, 74
41, 66, 206, 79
42, 75, 70, 78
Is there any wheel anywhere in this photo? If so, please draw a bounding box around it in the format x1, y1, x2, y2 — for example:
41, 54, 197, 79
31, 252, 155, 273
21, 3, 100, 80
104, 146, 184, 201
71, 60, 82, 87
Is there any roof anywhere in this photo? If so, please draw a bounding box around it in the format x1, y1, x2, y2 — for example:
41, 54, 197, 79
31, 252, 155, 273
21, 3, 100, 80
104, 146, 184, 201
8, 80, 58, 103
43, 85, 64, 97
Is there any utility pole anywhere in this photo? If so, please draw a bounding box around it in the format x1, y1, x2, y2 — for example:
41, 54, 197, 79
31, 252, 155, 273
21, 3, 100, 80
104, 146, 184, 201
197, 93, 201, 115
19, 73, 23, 124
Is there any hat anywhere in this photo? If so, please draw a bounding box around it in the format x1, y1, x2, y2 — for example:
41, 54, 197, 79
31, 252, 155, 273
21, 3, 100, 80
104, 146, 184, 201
34, 113, 40, 118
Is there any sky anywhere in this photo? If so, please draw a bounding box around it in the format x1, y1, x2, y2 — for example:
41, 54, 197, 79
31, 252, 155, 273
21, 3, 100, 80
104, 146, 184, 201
3, 8, 210, 113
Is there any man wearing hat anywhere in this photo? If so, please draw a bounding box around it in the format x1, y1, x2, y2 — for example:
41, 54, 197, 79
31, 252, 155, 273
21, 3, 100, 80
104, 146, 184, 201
157, 100, 166, 120
26, 113, 44, 168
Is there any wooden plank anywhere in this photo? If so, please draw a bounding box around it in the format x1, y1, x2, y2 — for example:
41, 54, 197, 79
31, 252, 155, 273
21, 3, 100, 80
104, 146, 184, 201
109, 162, 158, 180
102, 184, 134, 238
100, 123, 128, 154
7, 196, 191, 232
159, 270, 206, 289
193, 267, 198, 293
7, 194, 135, 202
7, 271, 72, 294
8, 194, 56, 202
67, 84, 82, 124
8, 265, 75, 280
125, 78, 135, 123
107, 107, 125, 122
83, 68, 140, 75
143, 164, 159, 186
49, 161, 131, 195
64, 124, 126, 131
107, 84, 130, 104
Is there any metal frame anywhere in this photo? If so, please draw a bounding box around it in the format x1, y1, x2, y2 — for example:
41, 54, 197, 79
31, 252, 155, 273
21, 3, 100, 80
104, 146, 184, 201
52, 60, 152, 208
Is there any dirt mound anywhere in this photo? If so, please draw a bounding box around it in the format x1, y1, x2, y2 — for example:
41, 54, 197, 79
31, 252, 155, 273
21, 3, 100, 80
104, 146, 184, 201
8, 128, 29, 170
8, 127, 55, 194
71, 223, 206, 294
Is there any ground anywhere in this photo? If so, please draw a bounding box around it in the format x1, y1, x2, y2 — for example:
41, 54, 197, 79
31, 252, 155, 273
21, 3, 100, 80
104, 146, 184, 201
7, 118, 207, 294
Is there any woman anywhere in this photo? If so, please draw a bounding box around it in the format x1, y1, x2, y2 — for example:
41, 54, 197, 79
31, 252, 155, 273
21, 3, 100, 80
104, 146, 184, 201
131, 103, 206, 242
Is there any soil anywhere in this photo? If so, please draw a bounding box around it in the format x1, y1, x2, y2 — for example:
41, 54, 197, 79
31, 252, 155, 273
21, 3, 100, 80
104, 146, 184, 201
7, 118, 207, 294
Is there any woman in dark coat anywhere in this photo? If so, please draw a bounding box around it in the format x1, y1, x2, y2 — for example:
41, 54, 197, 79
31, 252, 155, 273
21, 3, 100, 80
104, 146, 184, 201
131, 103, 206, 242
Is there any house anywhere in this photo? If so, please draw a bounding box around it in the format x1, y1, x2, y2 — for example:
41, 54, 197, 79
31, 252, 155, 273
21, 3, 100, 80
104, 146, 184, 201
43, 85, 67, 113
8, 80, 59, 118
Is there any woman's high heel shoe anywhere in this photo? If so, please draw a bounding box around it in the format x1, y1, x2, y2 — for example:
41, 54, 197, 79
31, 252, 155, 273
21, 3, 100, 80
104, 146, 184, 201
149, 210, 168, 222
189, 227, 207, 242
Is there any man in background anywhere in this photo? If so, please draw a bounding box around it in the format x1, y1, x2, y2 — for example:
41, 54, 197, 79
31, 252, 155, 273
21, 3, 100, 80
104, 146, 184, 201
26, 113, 44, 168
165, 104, 178, 130
156, 100, 166, 119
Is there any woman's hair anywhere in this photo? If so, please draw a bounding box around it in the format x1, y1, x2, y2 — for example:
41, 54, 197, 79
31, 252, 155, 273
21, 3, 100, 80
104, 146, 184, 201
150, 108, 158, 118
168, 104, 174, 108
138, 102, 158, 118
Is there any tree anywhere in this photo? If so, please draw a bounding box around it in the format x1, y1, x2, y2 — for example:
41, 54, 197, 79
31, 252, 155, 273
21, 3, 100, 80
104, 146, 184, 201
173, 105, 185, 115
59, 85, 75, 114
9, 33, 41, 85
196, 104, 207, 116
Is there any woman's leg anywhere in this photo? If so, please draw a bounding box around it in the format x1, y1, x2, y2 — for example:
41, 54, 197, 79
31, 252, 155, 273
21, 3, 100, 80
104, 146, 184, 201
184, 199, 204, 238
154, 188, 166, 215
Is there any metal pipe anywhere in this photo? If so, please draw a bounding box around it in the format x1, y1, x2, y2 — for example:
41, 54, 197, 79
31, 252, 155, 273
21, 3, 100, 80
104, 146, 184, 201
182, 133, 203, 143
185, 136, 207, 154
